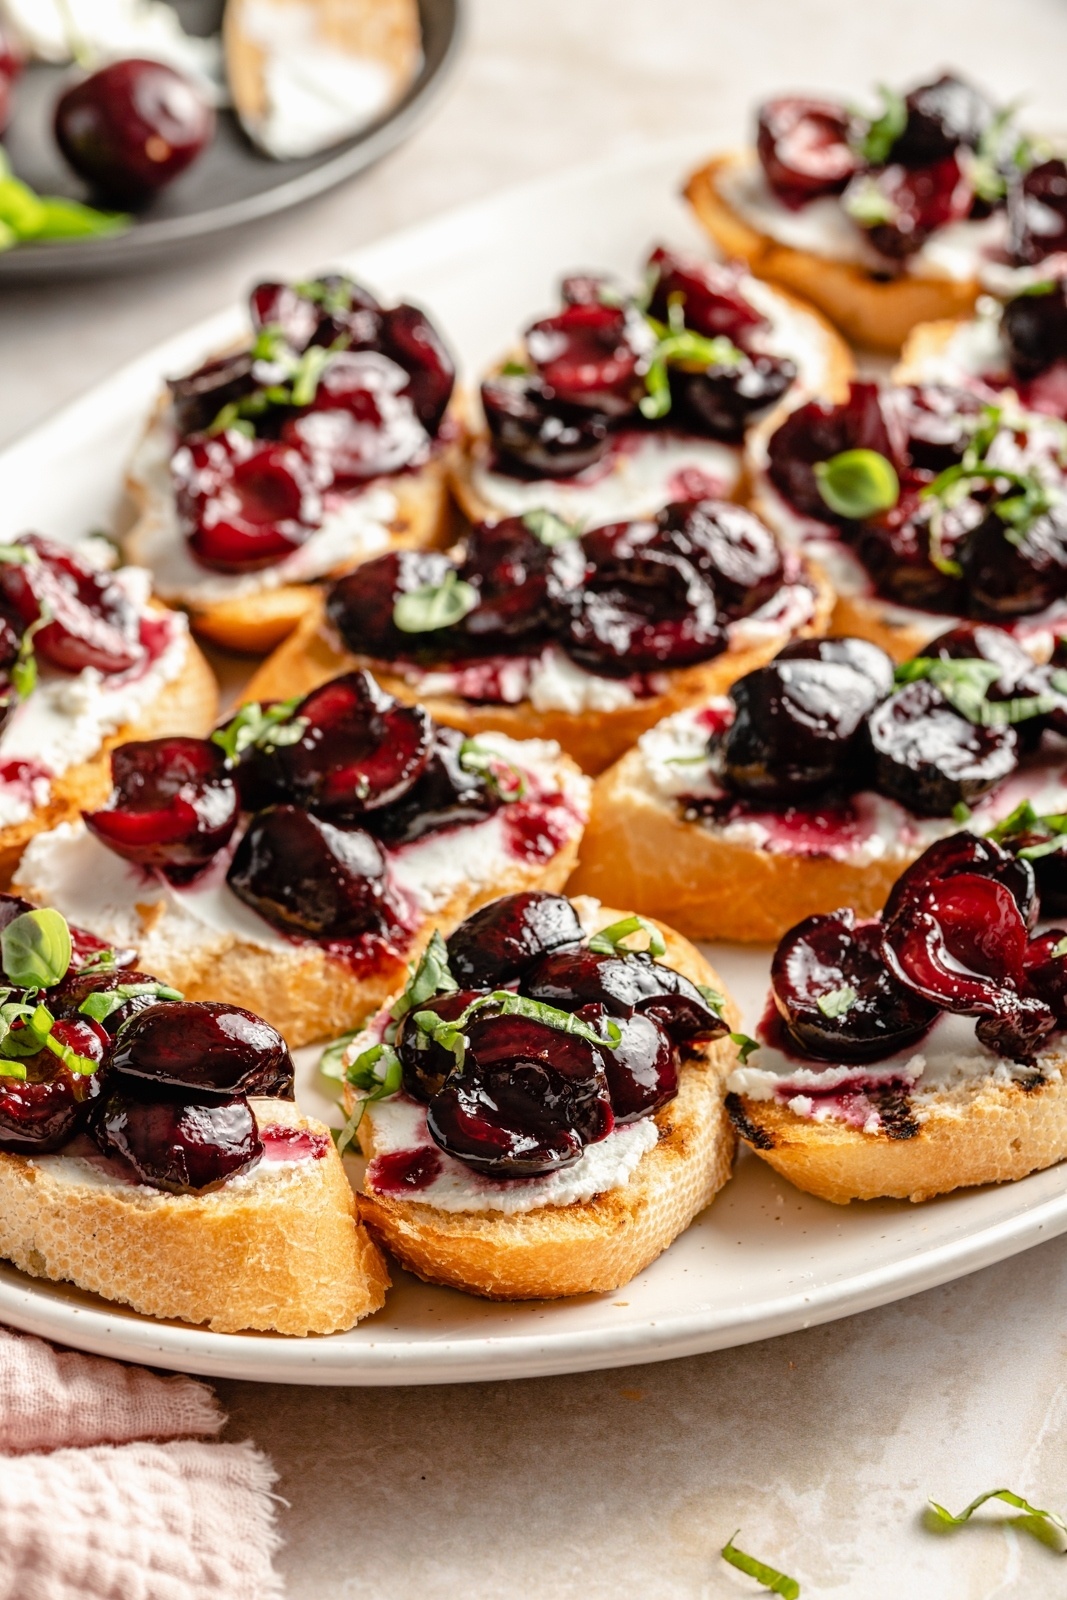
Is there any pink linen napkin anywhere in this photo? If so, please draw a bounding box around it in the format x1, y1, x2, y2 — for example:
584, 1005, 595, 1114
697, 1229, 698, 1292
0, 1326, 284, 1600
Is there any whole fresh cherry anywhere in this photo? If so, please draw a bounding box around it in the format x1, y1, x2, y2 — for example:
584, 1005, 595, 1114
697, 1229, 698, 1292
54, 59, 215, 207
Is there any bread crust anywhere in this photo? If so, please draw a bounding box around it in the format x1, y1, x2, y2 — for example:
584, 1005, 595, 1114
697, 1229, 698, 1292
0, 1100, 389, 1333
241, 570, 834, 775
894, 316, 970, 383
125, 437, 462, 655
568, 743, 907, 943
0, 633, 218, 889
355, 907, 740, 1299
14, 784, 586, 1049
685, 154, 983, 354
727, 1067, 1067, 1205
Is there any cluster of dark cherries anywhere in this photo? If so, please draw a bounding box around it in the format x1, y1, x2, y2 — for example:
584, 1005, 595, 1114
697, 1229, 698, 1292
765, 829, 1067, 1093
0, 533, 165, 729
696, 626, 1067, 821
481, 246, 799, 480
757, 71, 1065, 268
768, 379, 1067, 618
167, 274, 456, 572
0, 895, 296, 1192
992, 278, 1067, 417
328, 499, 792, 680
384, 891, 726, 1180
83, 670, 520, 948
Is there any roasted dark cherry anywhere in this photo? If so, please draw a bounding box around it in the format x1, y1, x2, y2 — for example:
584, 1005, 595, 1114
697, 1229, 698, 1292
93, 1086, 261, 1193
50, 968, 178, 1036
671, 352, 798, 445
721, 654, 883, 802
84, 738, 239, 881
890, 73, 995, 166
426, 1013, 613, 1178
756, 97, 858, 207
458, 517, 558, 645
881, 870, 1055, 1057
368, 727, 501, 846
557, 521, 724, 674
1008, 160, 1067, 267
646, 246, 767, 344
168, 350, 256, 437
575, 1002, 677, 1122
848, 156, 972, 260
866, 680, 1017, 817
280, 352, 429, 484
884, 832, 1038, 933
481, 374, 612, 479
522, 948, 725, 1046
958, 504, 1067, 618
54, 59, 215, 206
851, 479, 971, 614
173, 433, 317, 572
525, 301, 646, 418
227, 806, 401, 940
1002, 281, 1067, 380
110, 1000, 294, 1100
249, 281, 325, 352
377, 304, 456, 434
771, 910, 938, 1062
0, 534, 143, 676
0, 1020, 109, 1154
446, 891, 584, 988
900, 383, 986, 472
284, 275, 384, 350
654, 501, 786, 620
326, 549, 457, 660
396, 988, 484, 1102
766, 383, 902, 519
1023, 931, 1067, 1022
776, 636, 896, 697
259, 672, 433, 820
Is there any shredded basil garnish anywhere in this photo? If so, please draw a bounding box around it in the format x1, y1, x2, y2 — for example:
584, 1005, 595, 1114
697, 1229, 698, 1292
986, 800, 1067, 859
522, 508, 580, 546
393, 569, 478, 633
813, 449, 899, 520
816, 984, 857, 1020
211, 697, 306, 762
639, 311, 744, 422
333, 1041, 404, 1155
731, 1031, 760, 1065
391, 931, 459, 1027
588, 914, 667, 960
926, 1489, 1067, 1552
458, 739, 528, 801
854, 83, 907, 165
721, 1533, 800, 1597
412, 991, 621, 1072
842, 175, 898, 226
894, 656, 1058, 727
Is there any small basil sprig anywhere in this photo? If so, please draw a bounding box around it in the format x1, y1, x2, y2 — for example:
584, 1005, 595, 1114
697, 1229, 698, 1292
815, 984, 857, 1020
1, 909, 72, 989
0, 150, 128, 253
459, 739, 527, 801
333, 1042, 404, 1155
971, 102, 1035, 204
77, 981, 183, 1024
842, 176, 898, 227
75, 947, 121, 975
393, 569, 478, 634
390, 931, 458, 1029
588, 915, 666, 960
639, 297, 744, 422
522, 508, 581, 546
986, 800, 1067, 859
293, 277, 356, 316
0, 1001, 97, 1078
211, 696, 307, 762
721, 1533, 800, 1598
853, 83, 907, 165
731, 1031, 760, 1064
208, 341, 338, 435
926, 1488, 1067, 1553
895, 656, 1060, 727
412, 991, 622, 1073
813, 449, 899, 520
920, 401, 1060, 542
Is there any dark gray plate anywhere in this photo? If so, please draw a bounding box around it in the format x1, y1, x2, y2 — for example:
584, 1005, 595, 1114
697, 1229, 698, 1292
0, 0, 460, 280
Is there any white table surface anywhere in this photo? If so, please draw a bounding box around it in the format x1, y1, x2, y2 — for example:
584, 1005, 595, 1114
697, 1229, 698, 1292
6, 2, 1067, 1593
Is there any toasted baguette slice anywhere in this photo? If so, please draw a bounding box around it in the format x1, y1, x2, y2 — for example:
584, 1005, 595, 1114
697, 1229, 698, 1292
242, 570, 834, 776
895, 316, 975, 384
0, 631, 218, 889
685, 154, 983, 354
225, 0, 421, 160
14, 751, 588, 1047
355, 904, 740, 1299
125, 424, 461, 655
569, 740, 908, 943
726, 1066, 1067, 1205
0, 1098, 388, 1333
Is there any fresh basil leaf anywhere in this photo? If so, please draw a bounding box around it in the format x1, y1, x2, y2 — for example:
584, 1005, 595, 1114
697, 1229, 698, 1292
75, 948, 120, 974
638, 315, 744, 420
588, 914, 667, 960
334, 1042, 404, 1155
1, 909, 72, 988
413, 991, 622, 1071
0, 543, 39, 566
926, 1488, 1067, 1553
77, 982, 182, 1023
816, 984, 857, 1019
813, 449, 900, 520
211, 697, 306, 762
0, 1058, 26, 1080
856, 83, 907, 165
697, 983, 726, 1016
390, 930, 459, 1026
499, 358, 530, 376
952, 801, 972, 824
986, 800, 1067, 859
842, 174, 898, 227
393, 569, 478, 634
898, 656, 1052, 727
731, 1031, 760, 1065
521, 508, 580, 546
458, 739, 527, 801
44, 1027, 99, 1077
1053, 936, 1067, 959
320, 1028, 360, 1082
0, 1001, 55, 1058
31, 197, 128, 241
721, 1533, 800, 1598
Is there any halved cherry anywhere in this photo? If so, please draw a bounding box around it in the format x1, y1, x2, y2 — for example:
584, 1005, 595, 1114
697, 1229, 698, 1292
51, 968, 179, 1036
93, 1085, 261, 1193
168, 349, 255, 437
882, 871, 1028, 1010
378, 304, 456, 434
227, 805, 402, 941
756, 96, 858, 207
671, 353, 797, 443
866, 681, 1017, 818
249, 281, 323, 351
0, 535, 143, 676
261, 671, 432, 820
280, 352, 429, 484
1008, 159, 1067, 267
575, 1001, 677, 1122
922, 624, 1042, 697
85, 737, 239, 881
522, 948, 725, 1046
776, 636, 896, 697
1023, 931, 1067, 1023
369, 726, 502, 846
654, 501, 786, 620
959, 504, 1067, 619
396, 988, 485, 1102
891, 73, 995, 167
0, 1018, 109, 1154
480, 375, 612, 479
848, 156, 973, 260
458, 517, 557, 645
765, 383, 903, 519
646, 245, 767, 344
884, 832, 1038, 932
524, 302, 645, 418
173, 435, 316, 572
1002, 279, 1067, 379
110, 1000, 293, 1100
772, 909, 938, 1062
445, 892, 584, 988
326, 550, 457, 660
